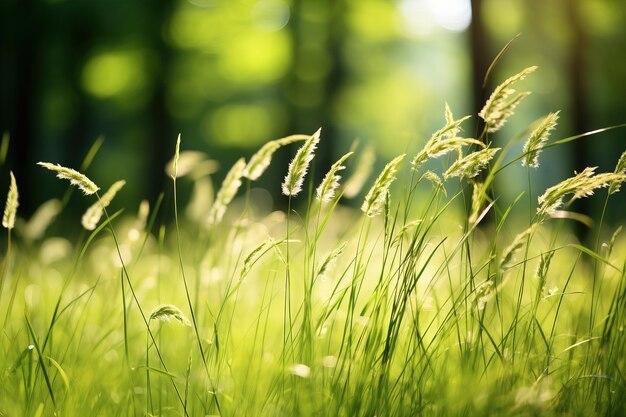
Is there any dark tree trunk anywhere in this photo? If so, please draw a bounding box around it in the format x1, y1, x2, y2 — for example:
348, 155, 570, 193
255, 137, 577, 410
13, 0, 39, 214
470, 0, 488, 136
565, 0, 590, 239
148, 0, 174, 203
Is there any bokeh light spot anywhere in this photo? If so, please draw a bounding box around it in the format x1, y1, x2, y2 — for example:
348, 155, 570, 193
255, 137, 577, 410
252, 0, 290, 32
207, 102, 286, 147
82, 50, 146, 98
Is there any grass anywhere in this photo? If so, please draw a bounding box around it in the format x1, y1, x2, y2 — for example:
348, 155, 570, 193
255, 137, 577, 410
1, 67, 626, 417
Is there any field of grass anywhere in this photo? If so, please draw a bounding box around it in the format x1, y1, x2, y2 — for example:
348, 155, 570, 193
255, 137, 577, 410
1, 67, 626, 417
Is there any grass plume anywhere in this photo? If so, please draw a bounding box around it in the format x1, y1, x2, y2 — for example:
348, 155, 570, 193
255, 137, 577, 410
149, 304, 192, 326
244, 134, 308, 181
537, 166, 626, 218
208, 158, 246, 225
361, 153, 405, 217
282, 128, 321, 196
37, 162, 99, 195
522, 112, 560, 168
2, 172, 18, 229
479, 66, 537, 133
316, 152, 353, 203
81, 180, 126, 230
443, 147, 500, 179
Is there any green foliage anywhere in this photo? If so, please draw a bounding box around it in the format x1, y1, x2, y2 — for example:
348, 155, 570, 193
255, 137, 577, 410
1, 68, 626, 417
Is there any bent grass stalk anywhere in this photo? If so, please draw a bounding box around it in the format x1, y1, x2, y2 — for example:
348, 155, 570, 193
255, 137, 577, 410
171, 135, 221, 414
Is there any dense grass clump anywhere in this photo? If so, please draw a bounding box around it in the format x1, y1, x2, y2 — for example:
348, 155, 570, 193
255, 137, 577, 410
1, 67, 626, 417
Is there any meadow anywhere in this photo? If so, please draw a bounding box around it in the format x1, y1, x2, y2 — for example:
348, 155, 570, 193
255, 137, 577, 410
1, 66, 626, 416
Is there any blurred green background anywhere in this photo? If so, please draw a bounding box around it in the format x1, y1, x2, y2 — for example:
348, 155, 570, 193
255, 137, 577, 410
1, 0, 625, 221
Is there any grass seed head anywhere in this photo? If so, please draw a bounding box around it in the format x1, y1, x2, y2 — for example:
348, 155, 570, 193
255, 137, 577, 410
443, 147, 500, 180
244, 134, 308, 181
149, 304, 192, 326
316, 152, 353, 203
500, 224, 538, 270
522, 112, 560, 168
241, 240, 270, 278
37, 162, 99, 195
537, 167, 626, 218
172, 133, 181, 180
81, 180, 126, 230
479, 66, 537, 133
2, 171, 18, 229
609, 150, 626, 194
469, 181, 484, 224
208, 158, 246, 225
317, 242, 347, 277
412, 104, 474, 170
361, 154, 405, 217
422, 171, 446, 195
282, 129, 321, 196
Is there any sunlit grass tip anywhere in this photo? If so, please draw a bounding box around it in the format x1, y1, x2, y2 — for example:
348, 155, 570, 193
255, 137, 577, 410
317, 242, 347, 277
2, 171, 18, 230
361, 154, 405, 218
443, 147, 500, 180
412, 104, 477, 170
81, 180, 126, 230
241, 239, 270, 278
172, 133, 181, 180
499, 224, 538, 269
208, 157, 246, 225
149, 304, 192, 326
244, 134, 309, 181
522, 112, 560, 168
316, 152, 353, 203
469, 181, 485, 224
282, 128, 321, 196
479, 66, 537, 133
537, 166, 626, 218
37, 162, 99, 195
609, 150, 626, 194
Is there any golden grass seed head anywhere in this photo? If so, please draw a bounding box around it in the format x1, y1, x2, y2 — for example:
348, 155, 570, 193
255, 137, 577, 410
469, 181, 484, 225
282, 129, 321, 196
499, 224, 538, 270
361, 154, 405, 217
411, 104, 473, 171
522, 112, 560, 168
443, 147, 500, 180
609, 150, 626, 194
37, 162, 99, 195
317, 242, 347, 277
316, 152, 353, 203
2, 171, 18, 229
81, 180, 126, 231
208, 158, 246, 225
537, 167, 626, 218
149, 304, 192, 326
172, 133, 181, 180
479, 66, 537, 133
244, 134, 309, 181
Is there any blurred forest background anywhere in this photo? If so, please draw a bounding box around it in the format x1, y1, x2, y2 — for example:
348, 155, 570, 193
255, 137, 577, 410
0, 0, 625, 225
